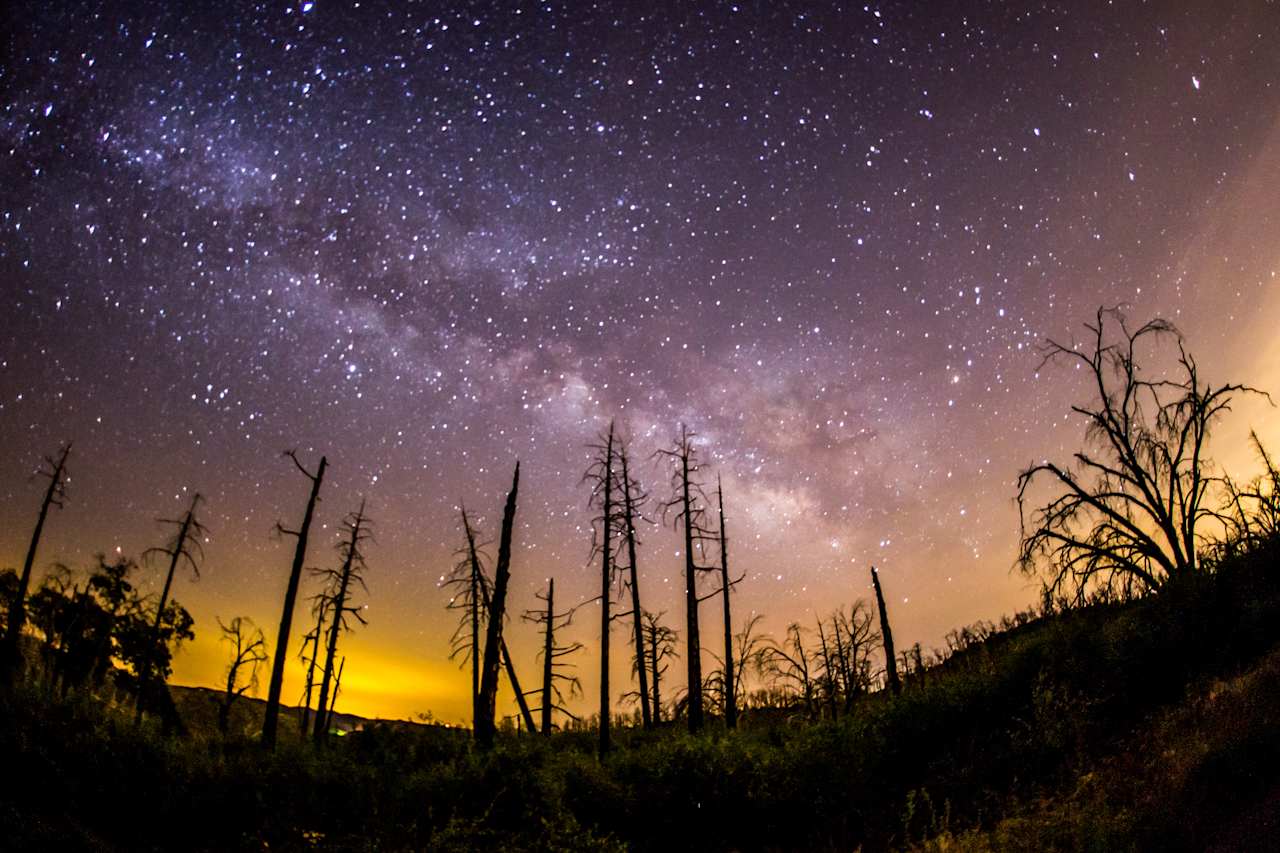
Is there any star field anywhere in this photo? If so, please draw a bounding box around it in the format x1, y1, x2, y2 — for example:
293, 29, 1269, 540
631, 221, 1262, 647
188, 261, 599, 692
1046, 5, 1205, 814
3, 0, 1279, 722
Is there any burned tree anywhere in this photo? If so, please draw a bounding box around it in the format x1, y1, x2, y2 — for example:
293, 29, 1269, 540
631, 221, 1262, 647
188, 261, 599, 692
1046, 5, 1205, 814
760, 622, 817, 718
312, 500, 371, 743
3, 442, 71, 682
706, 613, 767, 720
832, 601, 879, 709
263, 451, 327, 749
637, 610, 678, 724
443, 506, 491, 731
816, 617, 840, 718
656, 425, 718, 733
870, 566, 900, 696
137, 492, 206, 720
584, 422, 621, 754
617, 438, 653, 728
522, 578, 584, 735
713, 476, 745, 727
217, 616, 268, 735
298, 595, 329, 738
475, 462, 519, 748
1017, 308, 1261, 601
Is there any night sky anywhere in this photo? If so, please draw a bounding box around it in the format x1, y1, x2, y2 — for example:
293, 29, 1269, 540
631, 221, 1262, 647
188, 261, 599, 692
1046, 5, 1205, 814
3, 1, 1279, 724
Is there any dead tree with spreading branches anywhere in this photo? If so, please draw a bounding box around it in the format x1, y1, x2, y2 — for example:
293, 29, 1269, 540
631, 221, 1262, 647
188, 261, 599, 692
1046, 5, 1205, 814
312, 500, 371, 743
522, 578, 584, 734
217, 616, 268, 735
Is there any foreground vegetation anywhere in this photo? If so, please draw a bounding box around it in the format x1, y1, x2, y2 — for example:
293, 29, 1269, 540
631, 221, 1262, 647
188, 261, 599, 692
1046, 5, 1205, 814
2, 535, 1277, 851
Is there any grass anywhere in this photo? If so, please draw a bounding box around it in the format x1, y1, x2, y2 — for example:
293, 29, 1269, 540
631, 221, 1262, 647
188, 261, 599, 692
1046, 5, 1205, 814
1, 541, 1278, 851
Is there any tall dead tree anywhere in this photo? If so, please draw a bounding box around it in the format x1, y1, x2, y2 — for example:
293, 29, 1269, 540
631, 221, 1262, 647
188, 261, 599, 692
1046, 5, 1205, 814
585, 422, 620, 754
760, 622, 817, 717
617, 440, 653, 728
476, 462, 519, 748
522, 578, 584, 734
313, 501, 371, 744
3, 442, 71, 682
657, 425, 718, 733
138, 492, 206, 721
714, 476, 743, 728
217, 616, 268, 735
263, 451, 327, 749
870, 566, 900, 696
479, 578, 538, 735
444, 506, 491, 732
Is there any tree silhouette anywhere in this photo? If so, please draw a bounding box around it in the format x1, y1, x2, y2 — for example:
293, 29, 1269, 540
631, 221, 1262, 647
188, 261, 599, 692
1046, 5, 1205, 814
656, 425, 718, 733
2, 442, 71, 682
636, 610, 678, 724
1017, 308, 1262, 602
760, 622, 817, 718
617, 437, 654, 728
712, 476, 745, 727
584, 421, 621, 754
217, 616, 267, 735
475, 462, 519, 748
312, 500, 370, 743
870, 566, 900, 696
443, 505, 491, 731
297, 594, 328, 738
522, 578, 584, 734
263, 451, 327, 750
137, 492, 206, 720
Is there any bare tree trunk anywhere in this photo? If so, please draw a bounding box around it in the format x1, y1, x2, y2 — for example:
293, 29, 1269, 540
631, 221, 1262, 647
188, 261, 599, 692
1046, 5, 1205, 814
681, 449, 704, 732
3, 443, 70, 682
323, 655, 345, 734
299, 602, 325, 737
717, 476, 736, 729
541, 579, 554, 735
599, 425, 614, 756
138, 494, 201, 722
619, 446, 652, 728
314, 503, 365, 744
263, 453, 326, 749
871, 566, 900, 696
649, 625, 662, 724
817, 618, 837, 720
462, 509, 483, 732
476, 463, 519, 749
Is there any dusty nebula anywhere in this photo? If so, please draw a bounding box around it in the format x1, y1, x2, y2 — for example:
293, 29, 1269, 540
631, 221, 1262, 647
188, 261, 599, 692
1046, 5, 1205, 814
2, 0, 1278, 722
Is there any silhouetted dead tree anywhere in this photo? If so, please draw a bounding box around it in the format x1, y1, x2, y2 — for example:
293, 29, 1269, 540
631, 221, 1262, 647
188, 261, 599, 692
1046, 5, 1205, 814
477, 576, 538, 735
656, 425, 718, 733
1216, 432, 1280, 558
713, 476, 746, 727
705, 613, 767, 719
816, 617, 839, 718
326, 655, 346, 732
137, 492, 206, 721
298, 595, 328, 738
312, 500, 371, 744
263, 451, 327, 749
522, 578, 584, 734
584, 421, 623, 754
476, 462, 519, 749
870, 566, 900, 696
3, 442, 71, 682
831, 601, 878, 708
1017, 308, 1262, 602
760, 622, 817, 718
217, 616, 267, 735
637, 610, 678, 724
443, 506, 491, 731
617, 438, 653, 729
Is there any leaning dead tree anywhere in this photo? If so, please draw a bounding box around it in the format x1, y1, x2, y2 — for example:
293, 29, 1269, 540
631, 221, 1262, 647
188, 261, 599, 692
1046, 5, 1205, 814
584, 421, 622, 754
870, 566, 900, 696
312, 500, 371, 743
138, 492, 207, 720
657, 425, 719, 733
617, 438, 653, 728
1017, 308, 1261, 602
263, 451, 327, 749
217, 616, 268, 735
475, 462, 520, 748
3, 442, 71, 682
522, 579, 584, 735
